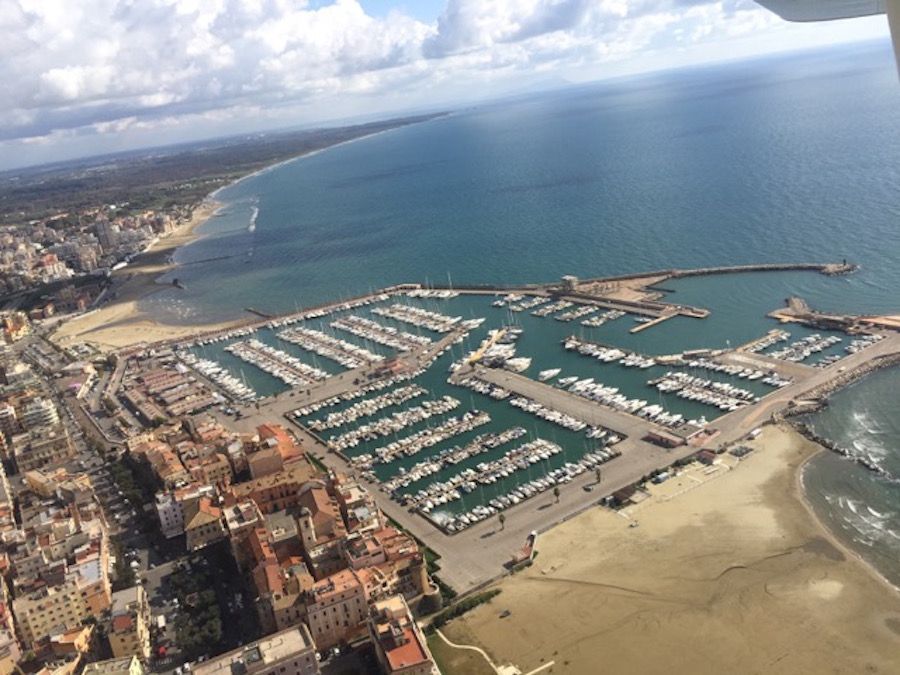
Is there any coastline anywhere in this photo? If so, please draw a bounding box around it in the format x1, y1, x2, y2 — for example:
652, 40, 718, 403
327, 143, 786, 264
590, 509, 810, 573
51, 199, 243, 349
796, 442, 900, 595
209, 124, 408, 200
51, 120, 434, 351
439, 422, 900, 674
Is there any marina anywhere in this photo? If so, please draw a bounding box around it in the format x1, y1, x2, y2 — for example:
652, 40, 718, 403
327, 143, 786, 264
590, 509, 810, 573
278, 325, 383, 369
140, 263, 900, 592
305, 383, 426, 431
326, 395, 461, 452
332, 314, 432, 351
371, 303, 461, 333
225, 338, 328, 386
352, 409, 493, 469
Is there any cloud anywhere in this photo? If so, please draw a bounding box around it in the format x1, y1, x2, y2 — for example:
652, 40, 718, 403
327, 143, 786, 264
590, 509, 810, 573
0, 0, 886, 168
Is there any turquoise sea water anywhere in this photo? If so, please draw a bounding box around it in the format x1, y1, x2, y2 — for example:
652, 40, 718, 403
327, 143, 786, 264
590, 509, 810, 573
149, 41, 900, 581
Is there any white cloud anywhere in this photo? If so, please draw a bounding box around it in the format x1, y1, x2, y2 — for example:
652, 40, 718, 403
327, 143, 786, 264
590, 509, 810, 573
0, 0, 889, 168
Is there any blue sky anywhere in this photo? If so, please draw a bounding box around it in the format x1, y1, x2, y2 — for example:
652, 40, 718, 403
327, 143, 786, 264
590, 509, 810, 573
0, 0, 890, 171
359, 0, 445, 22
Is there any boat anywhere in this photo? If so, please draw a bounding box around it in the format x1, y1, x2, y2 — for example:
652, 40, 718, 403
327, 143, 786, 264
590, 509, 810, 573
505, 357, 532, 373
538, 368, 561, 382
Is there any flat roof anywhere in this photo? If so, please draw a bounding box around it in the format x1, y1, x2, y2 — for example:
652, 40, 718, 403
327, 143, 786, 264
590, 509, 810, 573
82, 656, 140, 674
192, 625, 314, 675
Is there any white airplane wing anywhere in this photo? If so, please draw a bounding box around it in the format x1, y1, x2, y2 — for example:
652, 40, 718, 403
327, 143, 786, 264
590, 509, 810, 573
755, 0, 900, 73
754, 0, 885, 21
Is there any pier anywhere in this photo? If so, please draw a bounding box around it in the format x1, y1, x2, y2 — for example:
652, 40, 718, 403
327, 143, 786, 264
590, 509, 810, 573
629, 311, 676, 333
457, 364, 671, 446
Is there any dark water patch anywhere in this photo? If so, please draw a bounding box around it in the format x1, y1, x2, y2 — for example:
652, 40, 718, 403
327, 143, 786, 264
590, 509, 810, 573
329, 159, 449, 189
802, 537, 845, 562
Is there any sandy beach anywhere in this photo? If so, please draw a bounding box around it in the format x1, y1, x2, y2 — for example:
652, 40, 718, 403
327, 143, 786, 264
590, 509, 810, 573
442, 424, 900, 674
51, 200, 247, 349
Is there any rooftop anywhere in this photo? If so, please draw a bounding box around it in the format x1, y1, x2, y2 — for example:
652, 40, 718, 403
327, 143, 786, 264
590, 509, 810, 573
82, 656, 142, 675
191, 625, 314, 675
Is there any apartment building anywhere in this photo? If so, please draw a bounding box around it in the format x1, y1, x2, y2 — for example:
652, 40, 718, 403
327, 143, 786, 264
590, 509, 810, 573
368, 596, 438, 675
108, 586, 151, 659
305, 569, 368, 650
82, 655, 146, 675
184, 497, 226, 552
12, 425, 76, 472
12, 580, 90, 648
192, 625, 319, 675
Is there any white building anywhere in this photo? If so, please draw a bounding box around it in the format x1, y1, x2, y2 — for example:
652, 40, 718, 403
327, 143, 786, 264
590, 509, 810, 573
21, 397, 60, 430
155, 484, 216, 539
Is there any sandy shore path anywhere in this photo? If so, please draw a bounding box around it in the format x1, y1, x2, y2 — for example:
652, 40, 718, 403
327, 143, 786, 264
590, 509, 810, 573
52, 200, 246, 349
442, 424, 900, 674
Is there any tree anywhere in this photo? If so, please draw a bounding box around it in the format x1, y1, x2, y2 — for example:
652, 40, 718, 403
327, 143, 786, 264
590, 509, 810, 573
498, 513, 506, 531
553, 486, 560, 504
595, 468, 602, 485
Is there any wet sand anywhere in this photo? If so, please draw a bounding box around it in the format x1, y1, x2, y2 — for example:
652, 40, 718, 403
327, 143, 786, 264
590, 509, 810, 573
52, 200, 246, 349
443, 424, 900, 674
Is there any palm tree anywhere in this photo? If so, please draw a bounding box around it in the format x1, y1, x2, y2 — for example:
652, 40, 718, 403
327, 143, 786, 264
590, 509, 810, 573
498, 513, 506, 530
553, 486, 560, 503
595, 468, 602, 485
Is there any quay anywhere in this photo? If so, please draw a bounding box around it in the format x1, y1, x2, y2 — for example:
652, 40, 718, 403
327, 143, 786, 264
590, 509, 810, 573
629, 311, 676, 333
456, 364, 683, 448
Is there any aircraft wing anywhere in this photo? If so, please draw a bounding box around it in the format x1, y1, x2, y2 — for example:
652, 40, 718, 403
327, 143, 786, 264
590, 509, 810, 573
754, 0, 899, 74
754, 0, 885, 21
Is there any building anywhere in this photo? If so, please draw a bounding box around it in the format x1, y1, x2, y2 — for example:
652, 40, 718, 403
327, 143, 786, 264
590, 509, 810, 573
82, 655, 146, 675
225, 462, 318, 515
154, 484, 216, 539
192, 625, 319, 675
1, 311, 30, 343
21, 397, 60, 430
560, 275, 579, 293
155, 492, 183, 538
108, 586, 151, 659
305, 569, 368, 650
183, 497, 226, 552
95, 222, 120, 254
186, 452, 232, 487
0, 628, 21, 675
248, 425, 306, 479
344, 527, 431, 605
0, 403, 18, 440
368, 596, 438, 675
12, 426, 76, 472
12, 580, 90, 648
48, 624, 93, 658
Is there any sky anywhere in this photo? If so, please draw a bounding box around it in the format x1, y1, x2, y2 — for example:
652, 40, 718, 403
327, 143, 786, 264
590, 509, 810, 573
0, 0, 890, 171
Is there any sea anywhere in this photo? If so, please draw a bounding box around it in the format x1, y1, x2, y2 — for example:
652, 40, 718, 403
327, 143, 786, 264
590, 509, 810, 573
144, 40, 900, 585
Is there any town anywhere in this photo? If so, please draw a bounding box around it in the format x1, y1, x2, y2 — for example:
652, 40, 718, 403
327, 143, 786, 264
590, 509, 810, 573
0, 307, 443, 675
0, 257, 897, 675
0, 202, 194, 310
